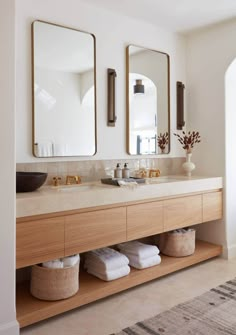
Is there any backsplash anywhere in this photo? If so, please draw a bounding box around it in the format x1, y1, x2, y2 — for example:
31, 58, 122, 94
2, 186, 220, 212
16, 157, 185, 186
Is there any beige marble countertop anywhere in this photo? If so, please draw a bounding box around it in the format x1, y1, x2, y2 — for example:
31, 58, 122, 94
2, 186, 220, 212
16, 175, 223, 218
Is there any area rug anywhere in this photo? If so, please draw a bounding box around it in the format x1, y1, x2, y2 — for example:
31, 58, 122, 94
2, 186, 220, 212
111, 278, 236, 335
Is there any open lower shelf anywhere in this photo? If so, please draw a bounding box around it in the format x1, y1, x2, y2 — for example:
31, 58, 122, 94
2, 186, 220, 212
16, 240, 222, 328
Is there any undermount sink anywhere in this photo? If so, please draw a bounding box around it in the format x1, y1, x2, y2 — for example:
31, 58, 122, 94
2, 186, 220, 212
146, 176, 181, 184
53, 184, 98, 192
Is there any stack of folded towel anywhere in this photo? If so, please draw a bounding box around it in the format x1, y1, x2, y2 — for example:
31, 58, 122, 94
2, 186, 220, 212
84, 247, 130, 281
117, 241, 161, 270
42, 254, 80, 269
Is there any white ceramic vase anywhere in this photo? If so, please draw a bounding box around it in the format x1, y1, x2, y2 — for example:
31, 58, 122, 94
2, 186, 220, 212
182, 152, 195, 177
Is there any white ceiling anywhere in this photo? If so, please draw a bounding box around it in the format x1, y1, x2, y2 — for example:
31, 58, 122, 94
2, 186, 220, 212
81, 0, 236, 33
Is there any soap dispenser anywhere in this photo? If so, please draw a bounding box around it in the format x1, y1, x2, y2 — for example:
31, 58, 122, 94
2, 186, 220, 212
114, 163, 122, 178
122, 163, 130, 179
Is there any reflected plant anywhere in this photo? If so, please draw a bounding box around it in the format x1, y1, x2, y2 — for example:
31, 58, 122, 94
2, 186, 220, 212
174, 131, 201, 153
157, 132, 169, 153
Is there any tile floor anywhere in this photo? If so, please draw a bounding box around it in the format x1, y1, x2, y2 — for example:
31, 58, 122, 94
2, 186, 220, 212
20, 257, 236, 335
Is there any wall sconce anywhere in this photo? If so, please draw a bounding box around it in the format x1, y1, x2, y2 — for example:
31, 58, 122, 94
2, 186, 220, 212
134, 79, 144, 94
107, 68, 117, 127
176, 81, 185, 130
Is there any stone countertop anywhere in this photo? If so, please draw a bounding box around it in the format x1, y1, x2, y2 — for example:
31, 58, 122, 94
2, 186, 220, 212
16, 175, 223, 218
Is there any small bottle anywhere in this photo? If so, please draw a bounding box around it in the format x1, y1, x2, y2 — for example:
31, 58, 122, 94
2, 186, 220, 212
122, 163, 130, 179
114, 163, 122, 178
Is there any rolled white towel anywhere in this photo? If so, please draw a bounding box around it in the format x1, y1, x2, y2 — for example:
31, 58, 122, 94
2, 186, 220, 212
42, 259, 63, 269
84, 259, 127, 274
128, 254, 161, 270
84, 247, 129, 271
87, 265, 130, 281
172, 228, 195, 234
62, 254, 80, 268
117, 241, 159, 259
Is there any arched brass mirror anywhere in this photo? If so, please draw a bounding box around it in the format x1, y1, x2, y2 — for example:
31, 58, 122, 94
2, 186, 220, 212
32, 21, 97, 157
126, 45, 170, 155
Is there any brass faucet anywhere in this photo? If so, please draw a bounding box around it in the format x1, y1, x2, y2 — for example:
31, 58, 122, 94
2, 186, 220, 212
66, 175, 81, 185
136, 168, 148, 178
149, 169, 161, 178
52, 176, 62, 186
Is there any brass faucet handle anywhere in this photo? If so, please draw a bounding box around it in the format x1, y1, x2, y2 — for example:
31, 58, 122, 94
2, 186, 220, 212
75, 175, 81, 184
52, 176, 62, 186
66, 175, 82, 185
66, 175, 72, 185
149, 169, 161, 178
136, 169, 148, 178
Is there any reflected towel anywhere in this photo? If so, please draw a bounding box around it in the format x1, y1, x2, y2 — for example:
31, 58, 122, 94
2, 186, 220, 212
84, 248, 129, 271
35, 142, 53, 157
87, 265, 130, 281
117, 241, 160, 259
53, 143, 69, 156
127, 254, 161, 269
42, 259, 63, 269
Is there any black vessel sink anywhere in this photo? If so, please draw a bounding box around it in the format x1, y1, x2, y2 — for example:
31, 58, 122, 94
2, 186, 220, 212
16, 172, 48, 193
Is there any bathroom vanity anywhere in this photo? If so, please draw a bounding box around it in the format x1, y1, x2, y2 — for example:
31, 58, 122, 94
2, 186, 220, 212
16, 176, 223, 327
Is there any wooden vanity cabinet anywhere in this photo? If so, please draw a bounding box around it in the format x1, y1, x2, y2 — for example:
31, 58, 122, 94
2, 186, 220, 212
203, 191, 223, 222
16, 217, 64, 269
65, 207, 126, 255
127, 201, 163, 240
163, 195, 202, 231
16, 189, 223, 328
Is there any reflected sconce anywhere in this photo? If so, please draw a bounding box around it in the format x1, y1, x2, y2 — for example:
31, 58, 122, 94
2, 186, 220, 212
176, 81, 185, 130
134, 79, 144, 94
107, 68, 117, 127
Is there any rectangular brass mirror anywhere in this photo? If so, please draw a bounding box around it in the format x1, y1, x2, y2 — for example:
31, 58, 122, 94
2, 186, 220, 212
126, 45, 170, 155
32, 21, 97, 157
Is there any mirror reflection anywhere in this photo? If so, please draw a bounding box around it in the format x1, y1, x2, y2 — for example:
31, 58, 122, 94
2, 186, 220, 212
32, 21, 96, 157
127, 45, 170, 155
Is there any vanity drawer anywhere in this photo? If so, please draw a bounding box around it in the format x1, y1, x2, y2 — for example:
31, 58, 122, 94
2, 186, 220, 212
16, 217, 65, 269
163, 195, 202, 231
203, 191, 222, 222
127, 201, 163, 240
65, 207, 126, 255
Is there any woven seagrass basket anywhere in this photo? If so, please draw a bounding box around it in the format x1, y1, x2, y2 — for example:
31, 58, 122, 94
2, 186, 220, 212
159, 230, 195, 257
30, 262, 79, 301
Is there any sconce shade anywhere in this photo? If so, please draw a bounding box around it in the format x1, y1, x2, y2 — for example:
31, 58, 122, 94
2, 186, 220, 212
134, 79, 144, 94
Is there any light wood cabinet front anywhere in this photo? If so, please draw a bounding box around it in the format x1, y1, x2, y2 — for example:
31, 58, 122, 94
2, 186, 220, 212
65, 207, 126, 255
16, 217, 65, 269
127, 201, 163, 240
203, 191, 222, 222
164, 195, 202, 231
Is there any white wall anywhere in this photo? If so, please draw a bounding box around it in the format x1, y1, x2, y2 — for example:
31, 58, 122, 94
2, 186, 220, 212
15, 0, 187, 162
186, 19, 236, 257
225, 60, 236, 258
0, 0, 19, 334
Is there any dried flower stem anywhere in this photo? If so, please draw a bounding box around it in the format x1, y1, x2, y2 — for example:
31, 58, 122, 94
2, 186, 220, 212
157, 132, 169, 153
174, 131, 201, 153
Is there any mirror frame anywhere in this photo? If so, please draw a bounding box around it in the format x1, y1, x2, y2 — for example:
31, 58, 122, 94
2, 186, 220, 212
31, 20, 97, 157
126, 44, 171, 155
